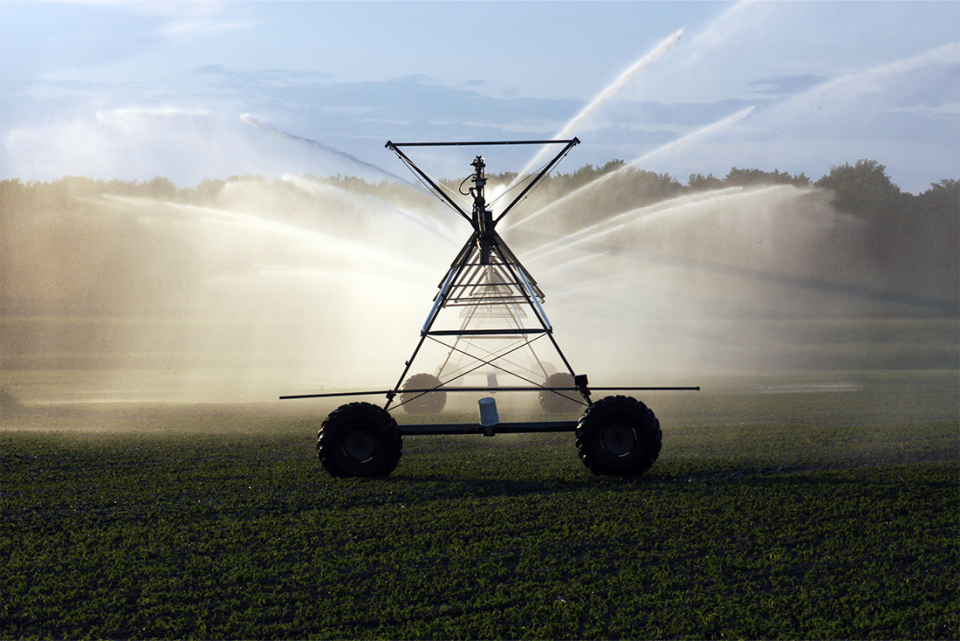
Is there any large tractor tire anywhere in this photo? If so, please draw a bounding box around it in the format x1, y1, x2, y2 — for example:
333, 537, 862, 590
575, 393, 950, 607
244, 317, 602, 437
539, 372, 582, 413
575, 395, 661, 476
400, 373, 446, 414
317, 402, 402, 478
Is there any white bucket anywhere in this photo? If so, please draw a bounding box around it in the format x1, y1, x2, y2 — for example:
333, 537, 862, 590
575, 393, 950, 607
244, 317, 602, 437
478, 397, 499, 427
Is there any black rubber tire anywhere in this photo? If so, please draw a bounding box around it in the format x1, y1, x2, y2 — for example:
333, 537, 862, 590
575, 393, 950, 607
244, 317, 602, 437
575, 395, 661, 476
539, 372, 582, 412
317, 402, 402, 478
400, 373, 446, 414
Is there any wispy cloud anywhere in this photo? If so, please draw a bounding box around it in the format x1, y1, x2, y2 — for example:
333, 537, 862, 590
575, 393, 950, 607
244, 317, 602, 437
747, 75, 827, 97
40, 0, 225, 16
767, 43, 960, 123
102, 1, 256, 41
160, 18, 253, 40
190, 65, 334, 88
35, 0, 225, 16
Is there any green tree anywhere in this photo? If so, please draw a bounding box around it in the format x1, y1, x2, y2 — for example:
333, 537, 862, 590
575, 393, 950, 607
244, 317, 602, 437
912, 178, 959, 217
142, 176, 178, 198
724, 167, 810, 188
688, 173, 722, 191
814, 159, 902, 218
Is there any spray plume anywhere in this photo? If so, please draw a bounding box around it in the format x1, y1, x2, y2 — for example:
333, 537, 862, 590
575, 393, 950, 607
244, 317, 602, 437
523, 187, 748, 262
677, 0, 761, 67
771, 42, 960, 120
511, 106, 755, 229
240, 114, 417, 187
631, 105, 755, 165
279, 174, 458, 246
512, 29, 684, 184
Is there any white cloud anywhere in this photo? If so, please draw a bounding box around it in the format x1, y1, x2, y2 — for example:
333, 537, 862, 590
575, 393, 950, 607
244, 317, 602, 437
32, 0, 224, 16
159, 18, 254, 40
101, 1, 255, 41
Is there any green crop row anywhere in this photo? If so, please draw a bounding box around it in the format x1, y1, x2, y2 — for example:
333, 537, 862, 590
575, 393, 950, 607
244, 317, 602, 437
2, 408, 957, 640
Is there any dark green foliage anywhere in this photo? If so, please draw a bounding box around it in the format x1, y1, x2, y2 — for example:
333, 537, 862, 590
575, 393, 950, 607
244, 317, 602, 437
813, 162, 959, 302
723, 167, 811, 188
565, 159, 630, 190
3, 157, 951, 235
2, 374, 958, 639
689, 167, 810, 191
912, 178, 960, 217
815, 159, 903, 218
906, 179, 960, 277
0, 158, 951, 209
688, 172, 724, 191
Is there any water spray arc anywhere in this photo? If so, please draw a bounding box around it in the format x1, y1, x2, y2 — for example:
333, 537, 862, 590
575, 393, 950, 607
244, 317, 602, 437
510, 105, 755, 230
281, 139, 699, 478
515, 30, 684, 183
240, 114, 418, 188
521, 187, 750, 264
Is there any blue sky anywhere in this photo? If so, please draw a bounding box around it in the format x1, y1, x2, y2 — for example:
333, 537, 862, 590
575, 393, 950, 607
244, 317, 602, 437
2, 1, 958, 193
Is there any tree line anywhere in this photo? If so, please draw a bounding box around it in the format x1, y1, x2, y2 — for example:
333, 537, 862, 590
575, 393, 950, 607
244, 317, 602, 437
1, 157, 954, 379
2, 158, 956, 222
2, 159, 956, 316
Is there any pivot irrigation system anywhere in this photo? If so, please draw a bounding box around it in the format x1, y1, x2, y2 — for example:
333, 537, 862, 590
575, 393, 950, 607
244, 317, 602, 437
282, 139, 698, 477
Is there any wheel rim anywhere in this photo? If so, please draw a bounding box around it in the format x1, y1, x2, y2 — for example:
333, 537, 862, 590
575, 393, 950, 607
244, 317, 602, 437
600, 421, 636, 456
342, 427, 377, 462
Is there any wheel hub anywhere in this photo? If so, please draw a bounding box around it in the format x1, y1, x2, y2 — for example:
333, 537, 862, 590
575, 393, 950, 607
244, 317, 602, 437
600, 421, 636, 456
342, 427, 377, 462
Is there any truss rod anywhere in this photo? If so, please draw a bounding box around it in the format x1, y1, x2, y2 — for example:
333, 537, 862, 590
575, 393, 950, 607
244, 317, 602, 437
280, 386, 701, 400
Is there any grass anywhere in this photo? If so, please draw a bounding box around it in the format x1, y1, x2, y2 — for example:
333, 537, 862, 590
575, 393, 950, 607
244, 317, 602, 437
1, 371, 958, 639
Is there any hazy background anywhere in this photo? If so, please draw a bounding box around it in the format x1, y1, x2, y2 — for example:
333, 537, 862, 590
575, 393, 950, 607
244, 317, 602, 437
2, 165, 956, 404
1, 1, 957, 405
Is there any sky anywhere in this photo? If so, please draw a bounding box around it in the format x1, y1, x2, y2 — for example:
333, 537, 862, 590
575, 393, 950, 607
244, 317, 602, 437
1, 0, 958, 193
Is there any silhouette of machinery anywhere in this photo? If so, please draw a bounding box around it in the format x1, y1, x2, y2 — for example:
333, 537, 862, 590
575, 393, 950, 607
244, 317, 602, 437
282, 139, 697, 477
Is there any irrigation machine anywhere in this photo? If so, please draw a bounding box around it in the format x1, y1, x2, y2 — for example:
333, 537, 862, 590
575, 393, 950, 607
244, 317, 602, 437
282, 139, 698, 477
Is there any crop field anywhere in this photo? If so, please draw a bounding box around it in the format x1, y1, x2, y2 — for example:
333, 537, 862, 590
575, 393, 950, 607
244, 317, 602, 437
2, 370, 958, 639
